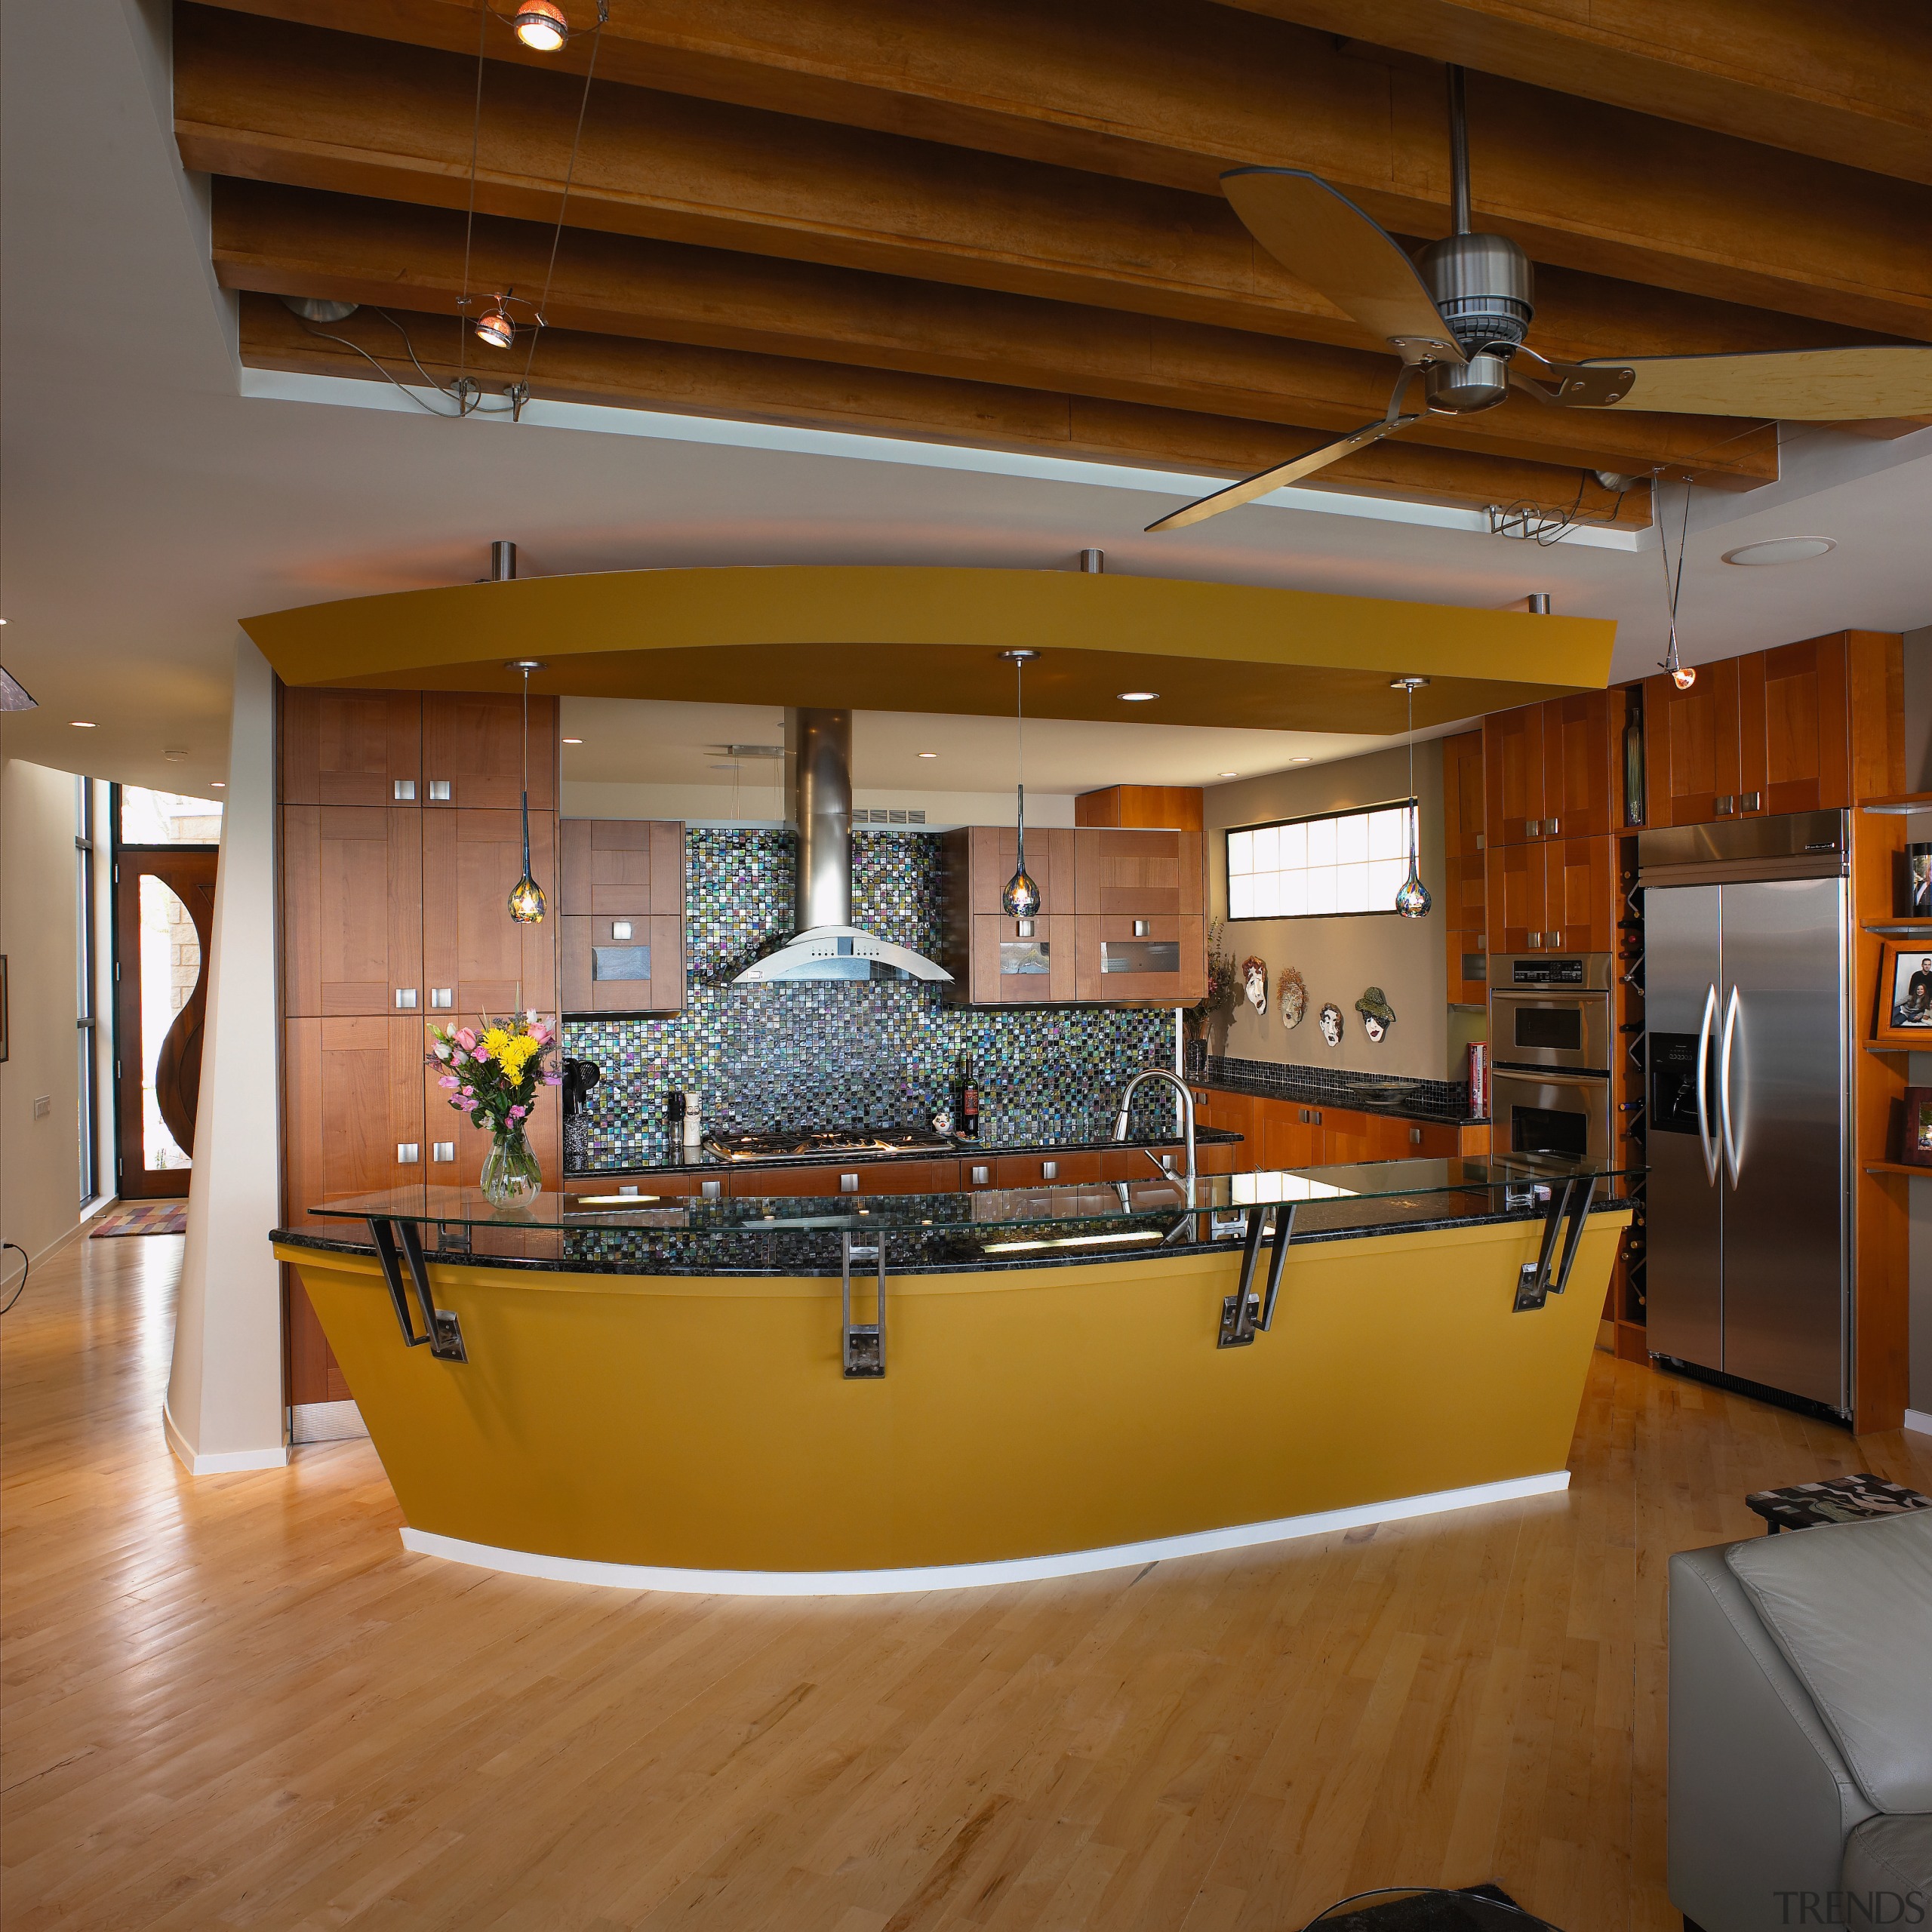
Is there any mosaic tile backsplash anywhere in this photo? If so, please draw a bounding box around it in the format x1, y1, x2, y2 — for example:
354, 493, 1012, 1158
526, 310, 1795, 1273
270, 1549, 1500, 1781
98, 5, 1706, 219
565, 830, 1174, 1167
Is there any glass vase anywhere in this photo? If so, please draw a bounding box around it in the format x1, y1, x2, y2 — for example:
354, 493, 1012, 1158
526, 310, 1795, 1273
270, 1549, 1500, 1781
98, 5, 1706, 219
479, 1126, 543, 1208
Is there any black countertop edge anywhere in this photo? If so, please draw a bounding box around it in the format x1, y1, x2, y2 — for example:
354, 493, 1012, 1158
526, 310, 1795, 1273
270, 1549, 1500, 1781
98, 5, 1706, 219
1194, 1071, 1487, 1128
271, 1198, 1626, 1279
566, 1126, 1245, 1180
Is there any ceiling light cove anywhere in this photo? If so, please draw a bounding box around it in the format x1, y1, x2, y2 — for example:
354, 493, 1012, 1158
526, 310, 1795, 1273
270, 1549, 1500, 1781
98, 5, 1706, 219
1721, 537, 1838, 566
1117, 691, 1158, 703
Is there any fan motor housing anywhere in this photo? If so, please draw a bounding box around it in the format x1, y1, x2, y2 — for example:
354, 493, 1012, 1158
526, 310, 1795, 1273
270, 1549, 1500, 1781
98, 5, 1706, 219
1416, 231, 1534, 412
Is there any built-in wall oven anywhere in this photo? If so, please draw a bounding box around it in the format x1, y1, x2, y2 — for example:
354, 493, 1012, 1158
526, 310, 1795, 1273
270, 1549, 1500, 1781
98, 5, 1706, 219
1487, 952, 1614, 1162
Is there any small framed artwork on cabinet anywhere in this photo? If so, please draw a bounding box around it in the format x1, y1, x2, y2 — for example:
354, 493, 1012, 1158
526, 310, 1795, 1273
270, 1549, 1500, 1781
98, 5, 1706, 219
1899, 1088, 1932, 1170
1875, 941, 1932, 1044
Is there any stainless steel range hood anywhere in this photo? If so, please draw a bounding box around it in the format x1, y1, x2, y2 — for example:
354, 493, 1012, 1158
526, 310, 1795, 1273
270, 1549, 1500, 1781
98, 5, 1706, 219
732, 708, 952, 985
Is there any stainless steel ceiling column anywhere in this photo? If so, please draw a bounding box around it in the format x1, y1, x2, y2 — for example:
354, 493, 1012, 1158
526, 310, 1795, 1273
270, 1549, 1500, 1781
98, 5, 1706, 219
789, 706, 853, 933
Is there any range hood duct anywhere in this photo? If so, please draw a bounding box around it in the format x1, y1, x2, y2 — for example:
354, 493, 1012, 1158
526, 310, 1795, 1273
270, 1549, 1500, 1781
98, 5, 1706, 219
732, 708, 952, 984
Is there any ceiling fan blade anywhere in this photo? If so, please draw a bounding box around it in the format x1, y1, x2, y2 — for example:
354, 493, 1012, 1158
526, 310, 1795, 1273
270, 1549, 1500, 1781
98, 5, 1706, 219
1533, 344, 1932, 420
1145, 415, 1422, 533
1221, 168, 1463, 365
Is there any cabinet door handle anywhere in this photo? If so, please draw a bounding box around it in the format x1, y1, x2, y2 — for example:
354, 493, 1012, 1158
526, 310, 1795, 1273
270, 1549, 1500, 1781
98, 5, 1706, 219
1715, 795, 1734, 815
1041, 1160, 1058, 1180
397, 1143, 420, 1164
431, 1142, 454, 1163
395, 987, 418, 1009
971, 1164, 990, 1186
1526, 818, 1540, 837
1740, 791, 1761, 813
428, 780, 452, 801
1545, 817, 1559, 835
700, 1180, 721, 1200
429, 987, 452, 1009
840, 1172, 860, 1192
392, 779, 417, 801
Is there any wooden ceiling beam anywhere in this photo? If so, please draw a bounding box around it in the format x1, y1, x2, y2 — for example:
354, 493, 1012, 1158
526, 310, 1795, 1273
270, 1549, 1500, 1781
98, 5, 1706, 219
1214, 0, 1932, 187
179, 2, 1932, 340
211, 183, 1775, 486
237, 291, 1649, 528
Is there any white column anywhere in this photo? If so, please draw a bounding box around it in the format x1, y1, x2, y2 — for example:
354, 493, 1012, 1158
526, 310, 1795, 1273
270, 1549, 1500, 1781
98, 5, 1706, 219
165, 636, 287, 1473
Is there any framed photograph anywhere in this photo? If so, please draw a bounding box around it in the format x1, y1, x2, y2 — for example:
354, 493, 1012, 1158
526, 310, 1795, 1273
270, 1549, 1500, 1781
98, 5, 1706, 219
1875, 940, 1932, 1044
1899, 1087, 1932, 1170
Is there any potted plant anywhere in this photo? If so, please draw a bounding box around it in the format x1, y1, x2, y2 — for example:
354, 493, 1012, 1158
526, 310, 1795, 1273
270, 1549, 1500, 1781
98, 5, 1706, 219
427, 1011, 561, 1206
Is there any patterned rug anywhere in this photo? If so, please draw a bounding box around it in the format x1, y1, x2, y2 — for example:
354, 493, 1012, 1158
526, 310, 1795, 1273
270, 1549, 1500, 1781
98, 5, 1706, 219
90, 1202, 188, 1238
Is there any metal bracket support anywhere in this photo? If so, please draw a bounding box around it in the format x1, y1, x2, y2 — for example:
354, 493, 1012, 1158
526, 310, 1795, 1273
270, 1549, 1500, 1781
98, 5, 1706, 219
368, 1217, 467, 1361
1513, 1176, 1597, 1312
841, 1231, 886, 1377
1220, 1202, 1297, 1348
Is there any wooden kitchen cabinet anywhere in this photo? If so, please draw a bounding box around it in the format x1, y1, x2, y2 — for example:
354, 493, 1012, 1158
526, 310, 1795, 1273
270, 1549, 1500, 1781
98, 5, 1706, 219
1541, 691, 1618, 839
1644, 659, 1744, 825
421, 691, 558, 811
968, 914, 1078, 1004
1483, 703, 1545, 846
1485, 841, 1547, 955
994, 1149, 1106, 1187
558, 819, 687, 1014
281, 687, 422, 807
1744, 635, 1852, 817
421, 808, 558, 1016
1074, 915, 1206, 1004
1441, 729, 1487, 1004
1543, 836, 1618, 953
1073, 828, 1202, 918
281, 806, 424, 1018
426, 1065, 561, 1194
283, 1016, 429, 1228
560, 818, 685, 915
561, 915, 684, 1014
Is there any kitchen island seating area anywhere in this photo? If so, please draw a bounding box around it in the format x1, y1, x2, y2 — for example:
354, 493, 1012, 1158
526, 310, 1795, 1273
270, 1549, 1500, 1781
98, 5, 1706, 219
273, 1155, 1633, 1592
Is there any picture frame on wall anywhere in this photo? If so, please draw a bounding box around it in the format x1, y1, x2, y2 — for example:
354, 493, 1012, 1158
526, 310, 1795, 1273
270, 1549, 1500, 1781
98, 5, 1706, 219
1898, 1087, 1932, 1170
1875, 940, 1932, 1045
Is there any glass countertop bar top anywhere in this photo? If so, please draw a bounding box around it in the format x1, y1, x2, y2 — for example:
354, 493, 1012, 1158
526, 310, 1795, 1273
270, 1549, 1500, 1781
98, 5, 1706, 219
303, 1155, 1638, 1241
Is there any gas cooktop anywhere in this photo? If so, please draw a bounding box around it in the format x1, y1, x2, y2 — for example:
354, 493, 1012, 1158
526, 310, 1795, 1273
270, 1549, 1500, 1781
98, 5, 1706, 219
703, 1128, 956, 1162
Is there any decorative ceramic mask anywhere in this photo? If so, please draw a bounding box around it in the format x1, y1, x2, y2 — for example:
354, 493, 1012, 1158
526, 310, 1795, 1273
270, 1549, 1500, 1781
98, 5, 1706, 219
1241, 957, 1269, 1017
1355, 986, 1397, 1044
1278, 967, 1308, 1030
1318, 1001, 1343, 1047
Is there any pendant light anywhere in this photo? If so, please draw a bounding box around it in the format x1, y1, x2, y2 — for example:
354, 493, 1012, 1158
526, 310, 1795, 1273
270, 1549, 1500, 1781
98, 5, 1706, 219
506, 659, 547, 924
1392, 677, 1432, 918
1657, 471, 1697, 690
999, 648, 1041, 919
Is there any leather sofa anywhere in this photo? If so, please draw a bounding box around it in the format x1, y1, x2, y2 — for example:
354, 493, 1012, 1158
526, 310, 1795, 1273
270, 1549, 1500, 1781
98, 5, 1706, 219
1669, 1512, 1932, 1930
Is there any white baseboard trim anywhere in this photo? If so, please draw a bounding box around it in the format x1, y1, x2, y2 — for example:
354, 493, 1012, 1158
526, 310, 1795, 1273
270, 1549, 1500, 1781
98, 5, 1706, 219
399, 1469, 1572, 1598
0, 1198, 118, 1290
162, 1400, 289, 1475
1905, 1408, 1932, 1438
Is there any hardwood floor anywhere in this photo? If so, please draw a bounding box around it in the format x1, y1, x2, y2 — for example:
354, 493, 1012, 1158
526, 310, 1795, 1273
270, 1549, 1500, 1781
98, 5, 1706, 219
4, 1235, 1927, 1931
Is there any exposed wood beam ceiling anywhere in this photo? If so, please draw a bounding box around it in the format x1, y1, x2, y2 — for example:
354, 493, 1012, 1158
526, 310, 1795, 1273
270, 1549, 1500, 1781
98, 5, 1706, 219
180, 0, 1932, 523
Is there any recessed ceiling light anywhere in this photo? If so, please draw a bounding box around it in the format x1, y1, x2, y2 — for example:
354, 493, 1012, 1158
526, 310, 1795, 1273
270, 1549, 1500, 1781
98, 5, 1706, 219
918, 751, 938, 758
1219, 771, 1238, 778
70, 719, 97, 728
1117, 691, 1158, 703
1287, 755, 1312, 764
561, 736, 583, 744
1721, 537, 1836, 566
211, 781, 226, 789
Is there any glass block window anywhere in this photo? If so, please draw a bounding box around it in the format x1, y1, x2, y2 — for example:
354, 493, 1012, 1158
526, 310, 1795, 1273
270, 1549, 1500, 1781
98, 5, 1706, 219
1226, 798, 1415, 920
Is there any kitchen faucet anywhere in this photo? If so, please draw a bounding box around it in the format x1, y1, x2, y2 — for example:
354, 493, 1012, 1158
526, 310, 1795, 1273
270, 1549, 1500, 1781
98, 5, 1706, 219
1112, 1067, 1196, 1204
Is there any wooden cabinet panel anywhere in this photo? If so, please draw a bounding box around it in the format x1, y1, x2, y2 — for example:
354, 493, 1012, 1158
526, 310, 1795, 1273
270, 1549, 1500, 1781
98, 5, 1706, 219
970, 913, 1078, 1004
1485, 841, 1549, 955
568, 1170, 721, 1201
282, 806, 423, 1017
561, 913, 684, 1014
1645, 660, 1743, 825
1752, 635, 1852, 816
422, 692, 558, 810
1260, 1101, 1320, 1170
283, 1016, 427, 1232
1442, 729, 1485, 860
1543, 837, 1617, 953
994, 1150, 1106, 1186
1074, 829, 1187, 916
1074, 786, 1204, 829
1318, 1107, 1374, 1165
422, 808, 558, 1016
281, 688, 420, 807
560, 818, 685, 915
1074, 915, 1202, 1004
961, 826, 1074, 915
1541, 691, 1617, 839
1483, 703, 1545, 845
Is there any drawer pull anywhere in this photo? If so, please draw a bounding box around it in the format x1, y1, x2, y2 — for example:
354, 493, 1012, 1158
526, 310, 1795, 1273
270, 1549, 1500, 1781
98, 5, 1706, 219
971, 1164, 990, 1186
701, 1180, 721, 1200
429, 987, 452, 1008
840, 1172, 860, 1192
397, 1142, 420, 1164
432, 1141, 454, 1163
393, 779, 416, 801
395, 986, 418, 1009
611, 920, 632, 940
428, 779, 452, 801
1041, 1160, 1058, 1180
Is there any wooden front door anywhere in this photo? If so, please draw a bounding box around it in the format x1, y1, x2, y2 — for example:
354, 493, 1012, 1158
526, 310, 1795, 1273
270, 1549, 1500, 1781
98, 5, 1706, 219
115, 848, 218, 1200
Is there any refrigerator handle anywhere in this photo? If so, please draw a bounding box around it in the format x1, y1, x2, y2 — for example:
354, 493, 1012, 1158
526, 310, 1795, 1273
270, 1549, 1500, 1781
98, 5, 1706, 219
1718, 983, 1743, 1188
1694, 983, 1721, 1184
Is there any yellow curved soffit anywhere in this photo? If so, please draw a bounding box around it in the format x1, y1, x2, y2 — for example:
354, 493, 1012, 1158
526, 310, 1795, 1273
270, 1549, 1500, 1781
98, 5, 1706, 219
242, 566, 1615, 734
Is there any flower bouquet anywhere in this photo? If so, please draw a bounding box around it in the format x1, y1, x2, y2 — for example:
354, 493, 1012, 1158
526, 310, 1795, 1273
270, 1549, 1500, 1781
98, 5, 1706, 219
427, 1011, 561, 1206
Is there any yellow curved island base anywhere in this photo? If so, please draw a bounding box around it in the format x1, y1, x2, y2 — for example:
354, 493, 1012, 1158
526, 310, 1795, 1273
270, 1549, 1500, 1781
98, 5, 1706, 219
278, 1211, 1626, 1594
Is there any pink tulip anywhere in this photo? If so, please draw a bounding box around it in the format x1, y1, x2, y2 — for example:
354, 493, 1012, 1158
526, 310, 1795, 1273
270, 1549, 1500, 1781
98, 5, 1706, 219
541, 1072, 561, 1086
508, 1104, 527, 1121
438, 1075, 459, 1090
461, 1084, 474, 1097
455, 1027, 477, 1051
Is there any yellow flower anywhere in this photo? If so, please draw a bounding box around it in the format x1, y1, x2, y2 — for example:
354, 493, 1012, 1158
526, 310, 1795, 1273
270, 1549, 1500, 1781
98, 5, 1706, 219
481, 1026, 512, 1059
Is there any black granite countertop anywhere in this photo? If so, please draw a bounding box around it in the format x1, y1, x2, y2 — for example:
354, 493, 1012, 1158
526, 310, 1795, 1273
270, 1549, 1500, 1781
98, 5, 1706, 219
274, 1189, 1626, 1280
567, 1125, 1244, 1180
1191, 1056, 1487, 1128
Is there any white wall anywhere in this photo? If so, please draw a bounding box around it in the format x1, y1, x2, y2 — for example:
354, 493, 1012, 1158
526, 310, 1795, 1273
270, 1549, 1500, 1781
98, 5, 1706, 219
1204, 740, 1450, 1081
165, 637, 287, 1472
0, 758, 83, 1284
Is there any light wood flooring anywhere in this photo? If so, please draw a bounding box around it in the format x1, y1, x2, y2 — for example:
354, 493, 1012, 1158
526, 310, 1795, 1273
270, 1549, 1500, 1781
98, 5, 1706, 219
4, 1233, 1927, 1932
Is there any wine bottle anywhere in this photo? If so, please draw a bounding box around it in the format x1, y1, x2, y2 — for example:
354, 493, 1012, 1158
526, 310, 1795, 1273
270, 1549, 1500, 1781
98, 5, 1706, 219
960, 1053, 980, 1140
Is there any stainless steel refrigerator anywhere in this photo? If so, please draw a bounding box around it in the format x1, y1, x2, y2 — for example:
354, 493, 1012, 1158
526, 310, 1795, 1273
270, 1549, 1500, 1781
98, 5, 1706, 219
1642, 811, 1852, 1415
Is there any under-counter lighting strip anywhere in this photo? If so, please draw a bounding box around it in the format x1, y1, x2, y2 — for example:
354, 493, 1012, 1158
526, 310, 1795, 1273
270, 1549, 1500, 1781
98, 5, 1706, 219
983, 1231, 1166, 1253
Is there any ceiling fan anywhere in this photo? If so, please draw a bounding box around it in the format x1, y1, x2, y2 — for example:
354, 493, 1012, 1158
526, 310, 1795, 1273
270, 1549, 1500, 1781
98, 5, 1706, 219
1148, 67, 1932, 532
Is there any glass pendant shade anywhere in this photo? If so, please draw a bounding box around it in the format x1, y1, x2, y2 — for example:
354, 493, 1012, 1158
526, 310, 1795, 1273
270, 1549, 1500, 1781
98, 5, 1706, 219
1001, 786, 1041, 918
506, 662, 547, 924
509, 868, 546, 924
1392, 677, 1431, 918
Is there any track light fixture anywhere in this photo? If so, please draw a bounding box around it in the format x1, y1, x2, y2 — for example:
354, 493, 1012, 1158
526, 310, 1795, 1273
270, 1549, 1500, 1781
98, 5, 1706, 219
1656, 472, 1697, 691
503, 0, 607, 51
